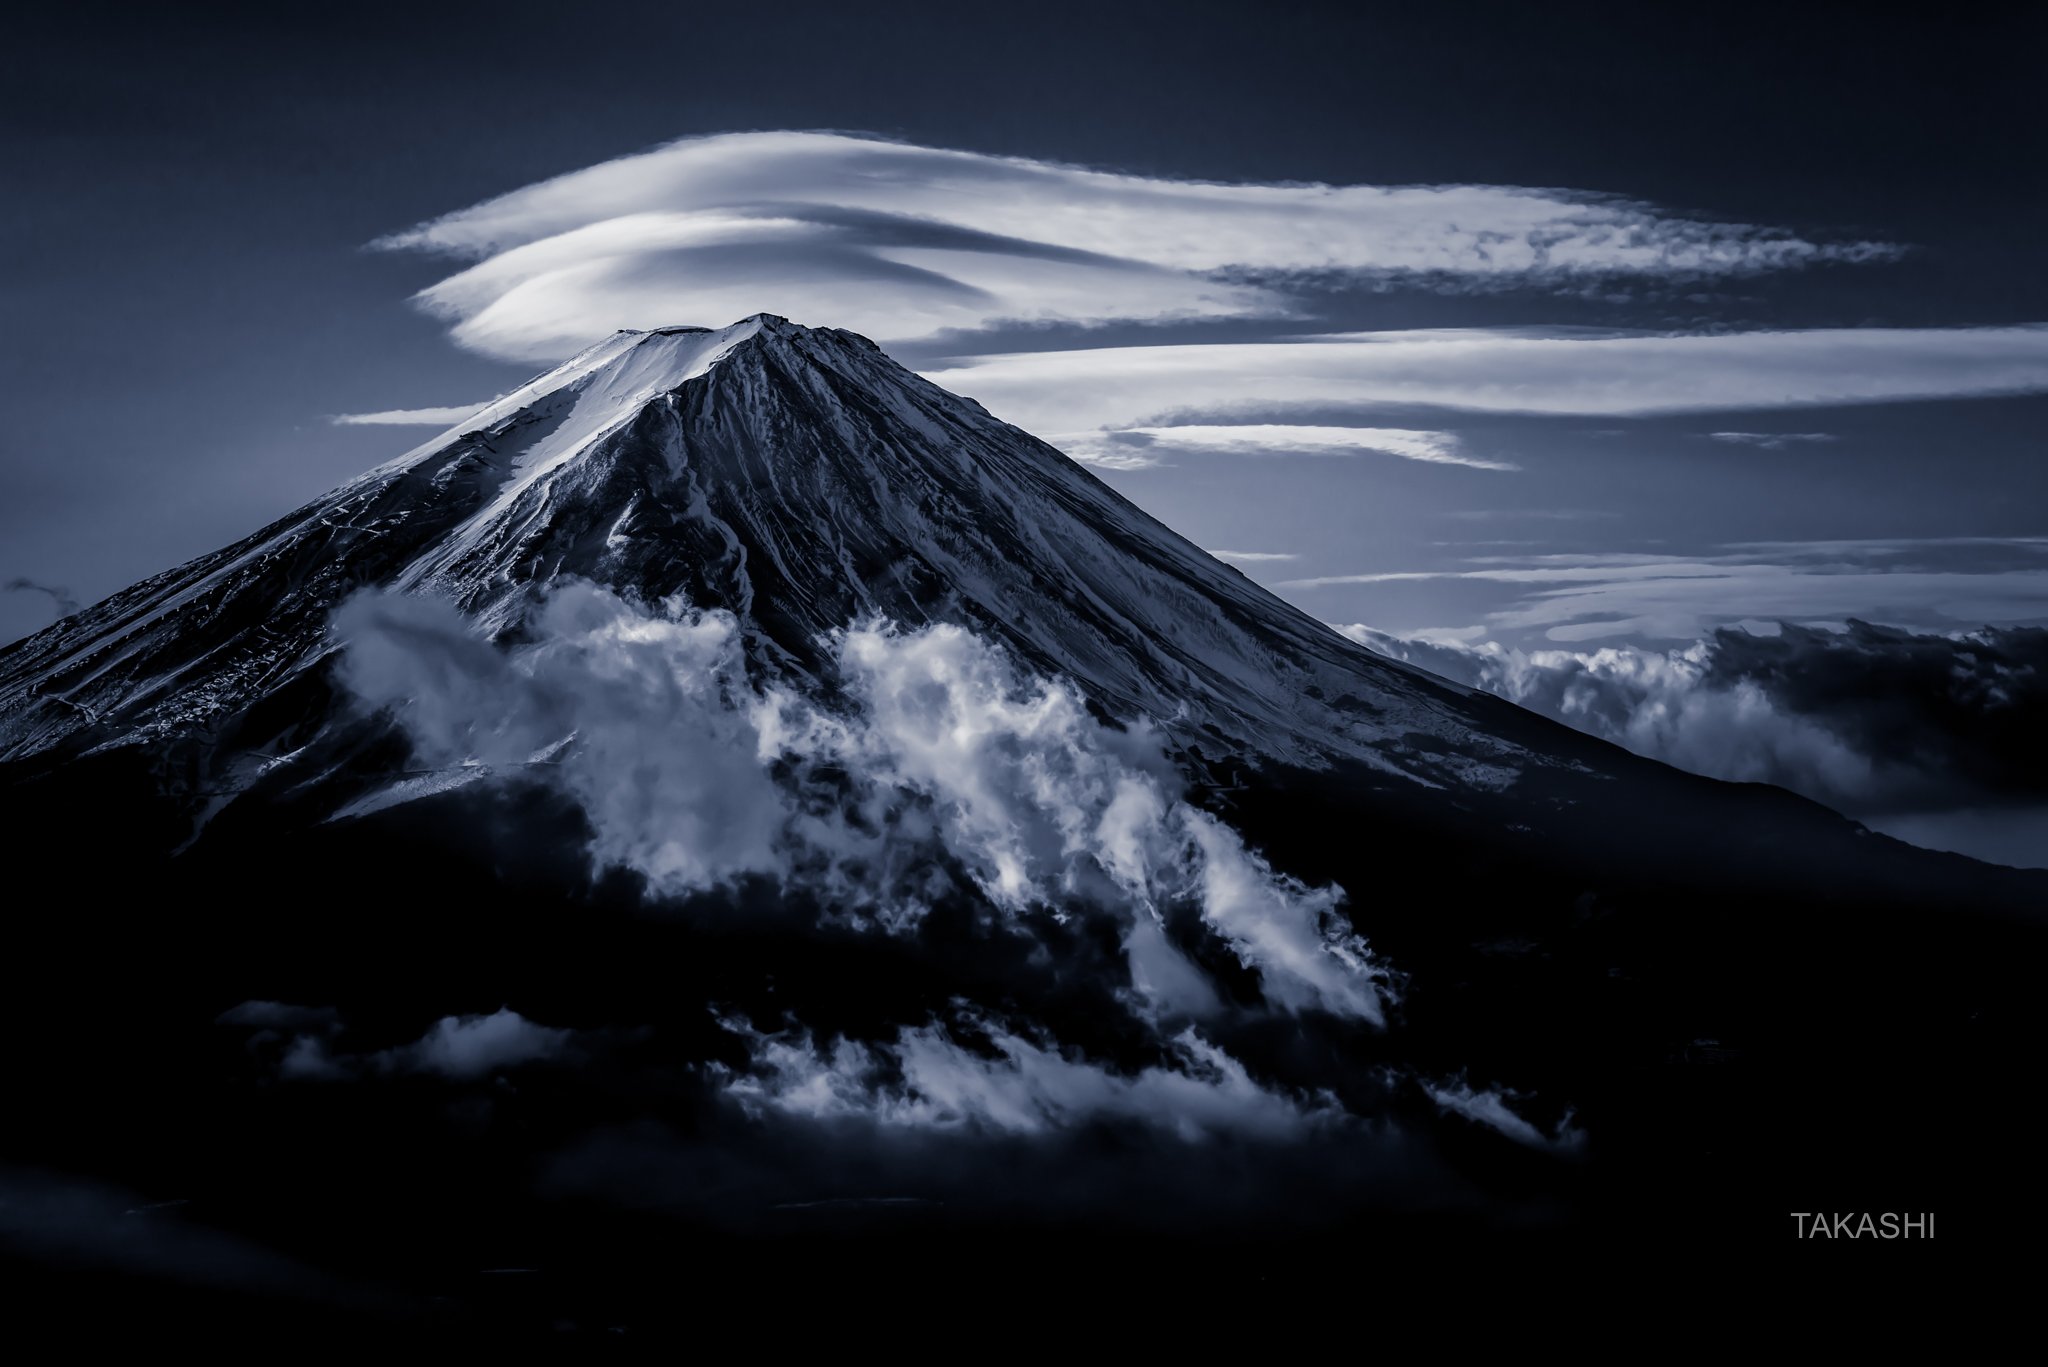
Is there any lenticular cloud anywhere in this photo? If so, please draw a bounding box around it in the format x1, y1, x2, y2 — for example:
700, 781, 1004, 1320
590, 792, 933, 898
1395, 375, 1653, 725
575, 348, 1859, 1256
376, 130, 1895, 362
333, 581, 1389, 1026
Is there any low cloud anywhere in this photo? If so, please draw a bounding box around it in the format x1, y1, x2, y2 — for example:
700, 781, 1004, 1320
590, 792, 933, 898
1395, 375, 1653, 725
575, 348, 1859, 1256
215, 1000, 348, 1079
717, 1013, 1338, 1143
1345, 619, 2048, 828
218, 1002, 575, 1081
376, 130, 1896, 363
1425, 1079, 1584, 1152
333, 581, 1390, 1025
397, 1008, 573, 1080
200, 583, 1596, 1160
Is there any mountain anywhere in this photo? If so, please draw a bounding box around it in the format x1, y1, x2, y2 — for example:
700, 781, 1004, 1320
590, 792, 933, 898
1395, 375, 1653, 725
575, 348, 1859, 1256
0, 314, 1533, 791
3, 316, 2044, 1327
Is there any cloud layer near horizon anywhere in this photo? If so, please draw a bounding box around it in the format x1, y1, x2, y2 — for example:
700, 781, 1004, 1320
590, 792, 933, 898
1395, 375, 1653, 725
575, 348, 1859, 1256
376, 130, 1896, 363
1346, 619, 2048, 832
1291, 538, 2048, 642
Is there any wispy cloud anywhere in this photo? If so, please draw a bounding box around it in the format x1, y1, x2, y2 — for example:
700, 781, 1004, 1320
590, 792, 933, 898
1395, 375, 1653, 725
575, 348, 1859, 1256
3, 576, 80, 618
718, 1014, 1338, 1142
929, 326, 2048, 433
1295, 538, 2048, 641
375, 130, 1898, 362
1052, 424, 1511, 471
1207, 549, 1300, 564
1060, 444, 1172, 471
1441, 509, 1617, 523
330, 403, 497, 427
1705, 430, 1839, 449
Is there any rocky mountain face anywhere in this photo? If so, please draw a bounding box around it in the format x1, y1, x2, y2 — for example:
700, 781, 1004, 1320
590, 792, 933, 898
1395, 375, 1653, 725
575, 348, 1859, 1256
0, 314, 1546, 795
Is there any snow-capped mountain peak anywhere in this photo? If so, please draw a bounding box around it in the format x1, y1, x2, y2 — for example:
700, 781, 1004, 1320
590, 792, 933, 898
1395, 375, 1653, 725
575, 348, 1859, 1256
0, 315, 1527, 786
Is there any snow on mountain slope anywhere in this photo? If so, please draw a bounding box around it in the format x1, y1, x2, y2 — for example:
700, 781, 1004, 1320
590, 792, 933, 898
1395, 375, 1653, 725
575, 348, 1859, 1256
0, 315, 1533, 787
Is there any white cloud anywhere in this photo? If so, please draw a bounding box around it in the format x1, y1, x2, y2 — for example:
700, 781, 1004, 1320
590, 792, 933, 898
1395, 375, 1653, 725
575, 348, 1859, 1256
335, 584, 790, 895
395, 1008, 572, 1080
1052, 424, 1511, 471
334, 581, 1390, 1024
1342, 615, 2048, 840
376, 130, 1896, 362
330, 403, 499, 427
1207, 550, 1299, 564
718, 1015, 1340, 1143
800, 614, 1389, 1021
1425, 1079, 1584, 1151
216, 1001, 573, 1081
927, 326, 2048, 432
1060, 445, 1171, 471
1344, 625, 1888, 802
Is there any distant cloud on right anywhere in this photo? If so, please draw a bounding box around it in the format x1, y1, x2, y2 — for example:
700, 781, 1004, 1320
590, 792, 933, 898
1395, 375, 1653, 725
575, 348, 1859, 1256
1345, 618, 2048, 868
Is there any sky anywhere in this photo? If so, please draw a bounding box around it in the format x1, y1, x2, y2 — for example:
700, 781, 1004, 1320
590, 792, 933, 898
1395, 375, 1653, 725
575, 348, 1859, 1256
4, 1, 2044, 856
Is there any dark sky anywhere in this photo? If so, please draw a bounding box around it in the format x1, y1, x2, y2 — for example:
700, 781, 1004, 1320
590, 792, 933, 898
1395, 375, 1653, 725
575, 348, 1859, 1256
4, 0, 2045, 644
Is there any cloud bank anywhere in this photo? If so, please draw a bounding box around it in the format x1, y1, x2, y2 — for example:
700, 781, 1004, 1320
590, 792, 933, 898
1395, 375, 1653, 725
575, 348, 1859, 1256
376, 130, 1896, 363
1346, 619, 2048, 826
1294, 539, 2048, 641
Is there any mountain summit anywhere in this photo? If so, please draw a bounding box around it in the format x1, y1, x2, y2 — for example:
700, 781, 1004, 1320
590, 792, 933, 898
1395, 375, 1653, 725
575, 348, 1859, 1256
0, 314, 1531, 786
